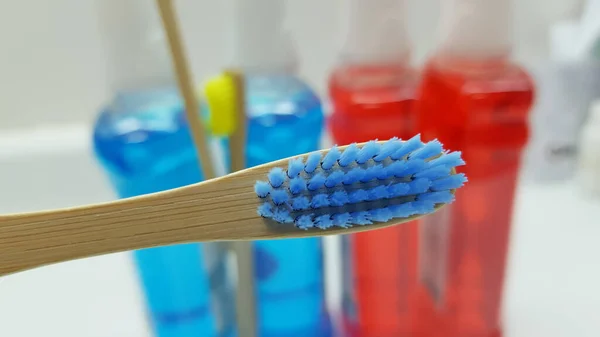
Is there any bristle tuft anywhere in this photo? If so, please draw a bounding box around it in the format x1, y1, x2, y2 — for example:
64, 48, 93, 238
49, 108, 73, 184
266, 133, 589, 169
322, 146, 341, 170
291, 196, 310, 211
308, 173, 326, 191
391, 134, 422, 160
268, 168, 285, 188
305, 152, 321, 173
339, 143, 359, 167
289, 177, 307, 194
254, 181, 271, 198
287, 158, 305, 178
270, 189, 289, 205
357, 141, 381, 164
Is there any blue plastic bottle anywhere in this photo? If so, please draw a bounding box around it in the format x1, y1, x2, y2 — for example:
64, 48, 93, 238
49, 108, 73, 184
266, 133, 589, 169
93, 89, 236, 337
92, 1, 235, 336
245, 74, 331, 337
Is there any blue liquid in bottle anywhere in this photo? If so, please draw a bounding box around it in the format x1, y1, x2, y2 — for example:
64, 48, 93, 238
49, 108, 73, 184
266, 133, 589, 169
245, 74, 331, 337
93, 88, 235, 337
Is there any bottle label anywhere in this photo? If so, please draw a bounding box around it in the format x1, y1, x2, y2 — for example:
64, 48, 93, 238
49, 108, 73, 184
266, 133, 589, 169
418, 205, 452, 306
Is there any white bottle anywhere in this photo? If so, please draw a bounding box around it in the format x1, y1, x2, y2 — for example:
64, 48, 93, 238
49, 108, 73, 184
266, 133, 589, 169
577, 100, 600, 196
524, 18, 600, 182
96, 0, 174, 92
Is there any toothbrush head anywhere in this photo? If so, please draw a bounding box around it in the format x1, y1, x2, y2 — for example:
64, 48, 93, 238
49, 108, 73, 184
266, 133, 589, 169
254, 135, 467, 229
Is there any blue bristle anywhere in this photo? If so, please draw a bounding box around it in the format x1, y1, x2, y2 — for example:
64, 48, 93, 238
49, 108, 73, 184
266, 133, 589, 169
273, 208, 293, 223
374, 137, 402, 162
322, 146, 341, 170
296, 215, 315, 230
315, 215, 334, 229
370, 208, 393, 222
357, 141, 381, 164
271, 189, 289, 205
311, 194, 330, 208
339, 143, 359, 167
325, 170, 345, 188
317, 217, 335, 229
351, 212, 372, 225
257, 203, 274, 217
268, 168, 286, 188
427, 151, 465, 168
289, 177, 307, 195
332, 213, 352, 228
418, 190, 455, 204
361, 164, 385, 183
287, 158, 305, 178
368, 185, 389, 201
414, 165, 452, 180
394, 160, 426, 177
385, 161, 406, 177
374, 164, 388, 180
343, 167, 365, 185
407, 178, 431, 194
389, 203, 415, 218
305, 152, 321, 173
410, 140, 443, 160
291, 196, 310, 211
254, 181, 271, 198
410, 200, 436, 215
330, 191, 349, 206
257, 138, 468, 228
349, 190, 369, 203
431, 174, 467, 191
308, 173, 326, 190
388, 182, 410, 197
391, 134, 423, 160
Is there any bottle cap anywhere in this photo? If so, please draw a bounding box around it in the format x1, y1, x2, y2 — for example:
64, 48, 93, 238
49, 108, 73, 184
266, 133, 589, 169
437, 0, 512, 59
339, 0, 410, 65
96, 0, 174, 91
232, 0, 297, 73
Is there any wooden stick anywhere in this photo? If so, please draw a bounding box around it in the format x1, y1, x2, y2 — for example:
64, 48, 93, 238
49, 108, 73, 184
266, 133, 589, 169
0, 143, 455, 277
225, 70, 257, 337
156, 0, 215, 179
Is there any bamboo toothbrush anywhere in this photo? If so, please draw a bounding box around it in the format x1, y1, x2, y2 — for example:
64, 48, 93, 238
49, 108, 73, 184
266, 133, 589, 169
0, 137, 466, 276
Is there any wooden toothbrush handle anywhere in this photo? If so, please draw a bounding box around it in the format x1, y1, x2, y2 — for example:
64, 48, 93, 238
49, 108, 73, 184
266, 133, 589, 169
0, 178, 262, 276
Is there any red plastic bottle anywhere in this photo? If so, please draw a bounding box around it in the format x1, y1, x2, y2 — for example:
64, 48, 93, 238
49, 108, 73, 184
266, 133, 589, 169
329, 1, 421, 336
332, 64, 421, 337
413, 0, 535, 334
329, 64, 419, 144
414, 56, 534, 337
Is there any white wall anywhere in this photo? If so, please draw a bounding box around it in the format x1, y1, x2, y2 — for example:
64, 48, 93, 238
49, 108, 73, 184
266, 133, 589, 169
0, 0, 583, 130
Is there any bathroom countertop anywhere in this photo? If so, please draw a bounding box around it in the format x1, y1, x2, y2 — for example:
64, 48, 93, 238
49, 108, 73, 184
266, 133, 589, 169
1, 125, 599, 337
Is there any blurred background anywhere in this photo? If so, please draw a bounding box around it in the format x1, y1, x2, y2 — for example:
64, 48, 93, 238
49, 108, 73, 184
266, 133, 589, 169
1, 0, 600, 337
0, 0, 584, 129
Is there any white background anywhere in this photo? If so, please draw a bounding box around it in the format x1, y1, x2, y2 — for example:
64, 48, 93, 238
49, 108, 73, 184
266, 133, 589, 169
0, 0, 584, 129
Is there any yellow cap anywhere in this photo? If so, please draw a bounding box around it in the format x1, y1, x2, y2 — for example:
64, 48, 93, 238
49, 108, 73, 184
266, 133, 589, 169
203, 73, 238, 136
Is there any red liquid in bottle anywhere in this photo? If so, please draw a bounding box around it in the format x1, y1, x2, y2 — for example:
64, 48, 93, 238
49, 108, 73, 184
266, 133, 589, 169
329, 64, 421, 337
329, 65, 419, 143
414, 57, 534, 337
